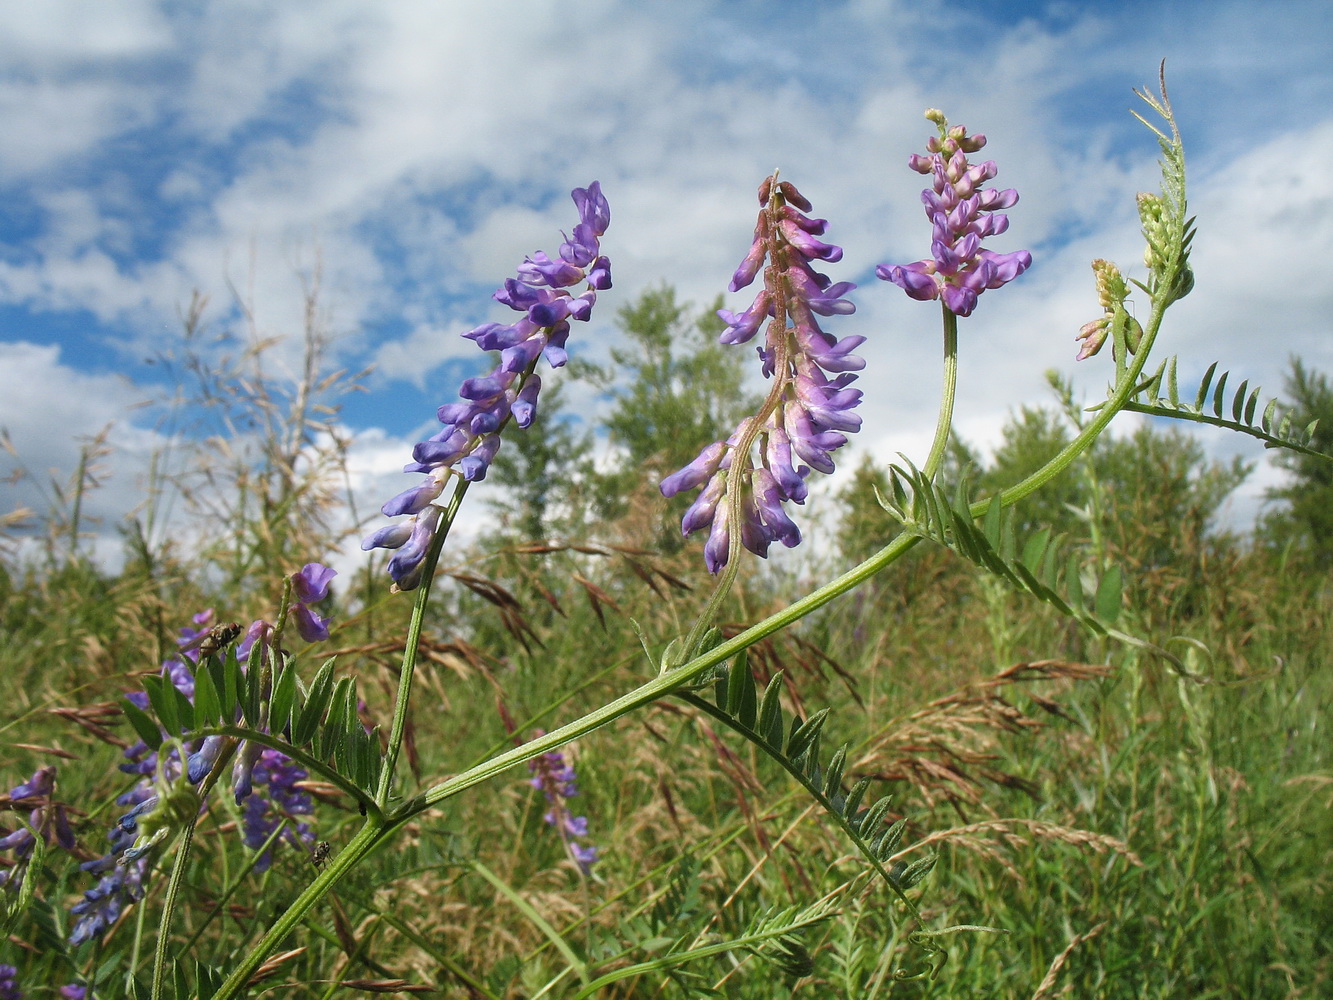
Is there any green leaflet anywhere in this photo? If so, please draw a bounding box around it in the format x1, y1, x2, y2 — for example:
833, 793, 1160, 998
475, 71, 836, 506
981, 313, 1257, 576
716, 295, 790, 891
292, 656, 337, 748
193, 665, 222, 728
1126, 357, 1331, 459
881, 465, 1132, 638
675, 687, 930, 916
268, 658, 298, 737
122, 695, 162, 752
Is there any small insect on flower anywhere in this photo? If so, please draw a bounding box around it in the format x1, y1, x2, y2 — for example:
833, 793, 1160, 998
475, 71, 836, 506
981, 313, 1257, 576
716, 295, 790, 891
181, 622, 244, 659
310, 841, 331, 870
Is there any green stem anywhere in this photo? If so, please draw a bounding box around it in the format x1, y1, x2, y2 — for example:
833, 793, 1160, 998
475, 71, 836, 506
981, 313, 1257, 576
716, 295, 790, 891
472, 860, 590, 985
149, 738, 237, 1000
206, 186, 1187, 994
211, 816, 386, 1000
406, 530, 919, 816
150, 820, 198, 1000
979, 285, 1169, 517
921, 305, 959, 481
202, 725, 379, 817
204, 320, 1157, 997
375, 477, 468, 807
172, 816, 289, 963
403, 256, 1178, 823
565, 903, 831, 1000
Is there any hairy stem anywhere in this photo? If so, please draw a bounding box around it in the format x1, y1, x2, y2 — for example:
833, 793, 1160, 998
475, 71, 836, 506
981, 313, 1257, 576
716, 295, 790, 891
375, 476, 468, 806
922, 305, 959, 481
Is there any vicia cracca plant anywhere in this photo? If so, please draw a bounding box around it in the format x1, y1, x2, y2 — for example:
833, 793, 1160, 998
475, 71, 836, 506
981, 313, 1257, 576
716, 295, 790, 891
4, 68, 1326, 999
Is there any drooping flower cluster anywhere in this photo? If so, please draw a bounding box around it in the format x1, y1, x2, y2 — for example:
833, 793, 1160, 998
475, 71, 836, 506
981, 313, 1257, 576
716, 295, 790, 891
527, 736, 597, 874
71, 581, 331, 945
69, 792, 152, 945
363, 183, 612, 591
68, 615, 218, 944
877, 111, 1032, 317
661, 175, 862, 573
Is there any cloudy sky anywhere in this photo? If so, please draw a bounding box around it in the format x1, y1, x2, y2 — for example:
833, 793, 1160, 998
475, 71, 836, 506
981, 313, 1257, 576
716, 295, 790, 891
2, 0, 1330, 570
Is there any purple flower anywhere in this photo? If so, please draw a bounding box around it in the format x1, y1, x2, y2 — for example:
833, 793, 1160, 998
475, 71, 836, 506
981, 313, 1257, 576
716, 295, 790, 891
70, 785, 152, 946
186, 734, 226, 784
0, 964, 20, 1000
69, 857, 148, 946
876, 112, 1032, 317
235, 619, 271, 665
363, 183, 611, 591
292, 562, 336, 604
662, 175, 861, 573
60, 987, 87, 1000
70, 607, 323, 943
571, 841, 599, 871
239, 749, 314, 872
291, 603, 331, 643
1, 766, 76, 893
527, 735, 598, 875
286, 563, 336, 642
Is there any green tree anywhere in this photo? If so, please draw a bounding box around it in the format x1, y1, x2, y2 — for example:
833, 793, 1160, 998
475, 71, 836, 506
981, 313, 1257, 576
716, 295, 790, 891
1094, 423, 1249, 569
484, 379, 597, 543
577, 284, 760, 548
1263, 358, 1333, 565
978, 405, 1087, 541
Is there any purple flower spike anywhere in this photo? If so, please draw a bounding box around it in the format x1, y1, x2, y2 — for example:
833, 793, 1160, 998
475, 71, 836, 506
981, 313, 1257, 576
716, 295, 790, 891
527, 734, 598, 875
1, 766, 77, 897
877, 111, 1031, 317
662, 174, 861, 573
362, 184, 612, 592
240, 749, 314, 872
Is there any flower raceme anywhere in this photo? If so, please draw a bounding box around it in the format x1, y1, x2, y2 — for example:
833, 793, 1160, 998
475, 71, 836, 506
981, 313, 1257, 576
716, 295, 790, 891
527, 735, 598, 874
71, 587, 332, 946
661, 175, 862, 573
877, 111, 1032, 317
363, 183, 612, 591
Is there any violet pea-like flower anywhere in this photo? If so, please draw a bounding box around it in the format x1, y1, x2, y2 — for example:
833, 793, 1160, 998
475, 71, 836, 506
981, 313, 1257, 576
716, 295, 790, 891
288, 563, 336, 642
877, 111, 1032, 317
292, 562, 336, 604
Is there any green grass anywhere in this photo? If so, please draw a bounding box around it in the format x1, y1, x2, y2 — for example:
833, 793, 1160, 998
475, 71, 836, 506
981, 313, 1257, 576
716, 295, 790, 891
2, 471, 1330, 998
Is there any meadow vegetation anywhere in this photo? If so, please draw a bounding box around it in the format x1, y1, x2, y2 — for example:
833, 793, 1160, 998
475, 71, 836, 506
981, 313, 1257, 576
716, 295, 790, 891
1, 81, 1330, 999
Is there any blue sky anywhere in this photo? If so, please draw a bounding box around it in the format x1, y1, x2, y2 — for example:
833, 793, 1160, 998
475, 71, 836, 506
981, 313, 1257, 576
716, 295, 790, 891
2, 0, 1331, 565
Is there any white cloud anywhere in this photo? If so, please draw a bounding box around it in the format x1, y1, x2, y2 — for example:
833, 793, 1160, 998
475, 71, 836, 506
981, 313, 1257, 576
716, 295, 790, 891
0, 1, 171, 63
1, 0, 1330, 564
0, 341, 161, 551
